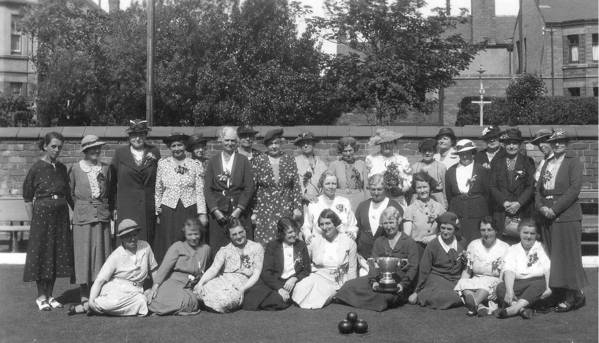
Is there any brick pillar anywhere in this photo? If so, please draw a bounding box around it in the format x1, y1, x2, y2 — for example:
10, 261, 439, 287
109, 0, 119, 12
471, 0, 496, 44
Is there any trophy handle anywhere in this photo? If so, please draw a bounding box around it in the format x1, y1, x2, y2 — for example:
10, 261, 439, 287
367, 258, 379, 269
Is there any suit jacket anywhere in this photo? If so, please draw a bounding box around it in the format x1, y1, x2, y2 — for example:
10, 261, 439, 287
535, 154, 583, 222
260, 239, 311, 291
474, 147, 506, 168
355, 198, 403, 260
204, 152, 255, 213
308, 233, 358, 283
489, 153, 536, 213
111, 145, 160, 242
446, 162, 490, 219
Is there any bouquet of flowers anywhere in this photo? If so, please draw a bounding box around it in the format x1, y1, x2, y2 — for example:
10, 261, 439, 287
187, 269, 205, 289
350, 166, 364, 189
383, 162, 404, 197
302, 170, 313, 188
527, 251, 539, 267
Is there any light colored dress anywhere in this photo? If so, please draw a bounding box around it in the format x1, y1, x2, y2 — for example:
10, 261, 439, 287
364, 153, 412, 209
301, 195, 358, 240
197, 240, 264, 313
404, 198, 445, 242
454, 238, 510, 300
93, 240, 158, 317
292, 234, 357, 309
327, 159, 366, 211
148, 241, 211, 316
295, 154, 328, 199
411, 161, 448, 209
434, 148, 459, 170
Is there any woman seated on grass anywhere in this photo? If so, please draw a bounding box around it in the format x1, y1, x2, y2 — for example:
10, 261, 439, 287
147, 217, 211, 316
496, 219, 552, 320
243, 217, 311, 311
454, 216, 509, 317
193, 218, 264, 313
408, 212, 467, 310
335, 207, 419, 312
68, 219, 158, 316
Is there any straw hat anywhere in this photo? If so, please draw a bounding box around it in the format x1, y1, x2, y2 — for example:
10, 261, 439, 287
452, 139, 477, 154
116, 219, 142, 237
80, 135, 106, 153
369, 129, 403, 146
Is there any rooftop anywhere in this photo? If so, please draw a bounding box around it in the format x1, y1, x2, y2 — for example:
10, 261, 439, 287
538, 0, 598, 24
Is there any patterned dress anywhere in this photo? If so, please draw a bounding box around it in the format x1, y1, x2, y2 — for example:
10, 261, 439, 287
197, 240, 264, 313
251, 154, 302, 246
23, 160, 74, 282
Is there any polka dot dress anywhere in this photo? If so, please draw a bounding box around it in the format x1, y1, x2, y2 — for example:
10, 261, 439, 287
22, 160, 74, 282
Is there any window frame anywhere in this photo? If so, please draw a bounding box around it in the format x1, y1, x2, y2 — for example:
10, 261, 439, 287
568, 35, 580, 63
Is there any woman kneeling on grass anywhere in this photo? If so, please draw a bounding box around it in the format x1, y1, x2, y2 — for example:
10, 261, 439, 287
68, 219, 158, 316
495, 219, 552, 319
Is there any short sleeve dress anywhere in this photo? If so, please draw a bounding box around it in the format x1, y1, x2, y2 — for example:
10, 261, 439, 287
23, 160, 74, 282
197, 240, 264, 313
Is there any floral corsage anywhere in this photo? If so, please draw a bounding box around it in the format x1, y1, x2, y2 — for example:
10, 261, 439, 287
527, 251, 539, 267
456, 250, 469, 267
302, 170, 313, 188
293, 252, 304, 267
542, 170, 552, 186
466, 174, 477, 188
175, 165, 189, 175
240, 253, 251, 269
336, 203, 346, 213
515, 169, 527, 180
491, 257, 503, 274
482, 163, 491, 169
144, 152, 157, 165
218, 169, 231, 182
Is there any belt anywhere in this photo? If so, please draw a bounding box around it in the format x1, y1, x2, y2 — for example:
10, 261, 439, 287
458, 193, 482, 200
219, 189, 243, 197
36, 195, 64, 200
76, 199, 108, 205
542, 190, 563, 196
111, 278, 142, 288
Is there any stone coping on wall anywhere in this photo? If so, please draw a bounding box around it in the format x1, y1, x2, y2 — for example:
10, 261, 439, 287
0, 125, 597, 140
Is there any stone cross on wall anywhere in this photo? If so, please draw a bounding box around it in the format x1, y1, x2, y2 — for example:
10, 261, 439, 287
471, 65, 492, 127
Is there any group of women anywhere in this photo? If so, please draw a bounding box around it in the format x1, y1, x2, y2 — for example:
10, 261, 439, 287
23, 121, 587, 320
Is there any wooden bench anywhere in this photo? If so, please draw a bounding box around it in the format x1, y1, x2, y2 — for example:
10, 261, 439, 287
0, 197, 30, 253
580, 189, 598, 247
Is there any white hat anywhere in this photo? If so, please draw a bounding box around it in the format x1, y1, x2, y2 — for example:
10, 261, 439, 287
452, 139, 477, 154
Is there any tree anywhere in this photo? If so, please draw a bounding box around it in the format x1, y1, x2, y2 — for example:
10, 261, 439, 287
311, 0, 483, 124
505, 72, 547, 124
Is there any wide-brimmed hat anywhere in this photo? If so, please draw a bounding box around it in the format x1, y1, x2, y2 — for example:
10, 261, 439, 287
528, 129, 553, 145
237, 125, 259, 135
546, 128, 568, 142
480, 125, 502, 140
452, 139, 477, 154
294, 131, 318, 146
418, 138, 437, 151
435, 128, 457, 142
125, 119, 152, 133
436, 212, 460, 230
117, 219, 142, 237
185, 133, 208, 152
264, 128, 284, 145
499, 128, 525, 142
80, 135, 106, 153
163, 132, 190, 146
369, 129, 403, 146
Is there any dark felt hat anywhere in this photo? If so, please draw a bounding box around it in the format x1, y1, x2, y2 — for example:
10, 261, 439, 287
435, 128, 457, 142
126, 119, 152, 133
294, 131, 318, 146
237, 125, 259, 135
418, 138, 437, 151
435, 212, 460, 230
80, 135, 106, 153
185, 133, 208, 152
117, 219, 142, 237
528, 129, 553, 145
163, 132, 190, 146
264, 128, 284, 145
499, 128, 525, 142
480, 125, 502, 140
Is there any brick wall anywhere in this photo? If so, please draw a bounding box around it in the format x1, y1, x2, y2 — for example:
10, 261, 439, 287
1, 125, 597, 197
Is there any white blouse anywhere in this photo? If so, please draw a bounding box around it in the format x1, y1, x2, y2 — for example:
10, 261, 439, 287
503, 241, 550, 280
301, 195, 358, 239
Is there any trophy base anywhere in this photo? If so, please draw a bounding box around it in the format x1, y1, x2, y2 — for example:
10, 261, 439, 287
378, 283, 398, 293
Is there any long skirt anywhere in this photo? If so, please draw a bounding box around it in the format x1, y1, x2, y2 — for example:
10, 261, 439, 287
292, 270, 339, 309
154, 201, 197, 263
336, 276, 404, 312
242, 279, 291, 311
94, 279, 148, 316
72, 221, 111, 284
23, 198, 74, 282
148, 271, 200, 316
542, 220, 589, 291
417, 274, 462, 310
199, 272, 247, 313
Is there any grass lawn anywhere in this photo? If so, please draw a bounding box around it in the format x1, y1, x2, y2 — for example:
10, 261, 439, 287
0, 265, 597, 343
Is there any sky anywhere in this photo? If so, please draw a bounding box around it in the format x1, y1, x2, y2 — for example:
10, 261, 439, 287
104, 0, 520, 54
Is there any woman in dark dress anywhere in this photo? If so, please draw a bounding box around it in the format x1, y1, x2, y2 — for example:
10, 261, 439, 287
204, 127, 255, 258
446, 139, 490, 247
69, 135, 114, 302
336, 207, 419, 312
251, 129, 303, 247
111, 119, 160, 246
23, 132, 74, 311
408, 212, 466, 310
243, 217, 311, 311
535, 129, 588, 312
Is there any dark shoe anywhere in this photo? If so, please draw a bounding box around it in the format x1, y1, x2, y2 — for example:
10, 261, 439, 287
497, 308, 508, 319
67, 302, 87, 316
574, 293, 586, 310
519, 308, 533, 319
477, 307, 488, 317
465, 294, 477, 313
555, 301, 574, 313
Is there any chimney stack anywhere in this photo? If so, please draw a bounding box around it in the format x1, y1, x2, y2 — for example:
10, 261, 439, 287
109, 0, 120, 12
471, 0, 496, 44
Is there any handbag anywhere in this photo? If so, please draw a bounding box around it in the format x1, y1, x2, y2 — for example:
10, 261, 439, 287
504, 215, 521, 238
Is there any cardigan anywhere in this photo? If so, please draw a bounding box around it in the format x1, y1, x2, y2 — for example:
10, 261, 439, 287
260, 239, 312, 291
204, 152, 255, 213
354, 198, 403, 260
69, 161, 115, 225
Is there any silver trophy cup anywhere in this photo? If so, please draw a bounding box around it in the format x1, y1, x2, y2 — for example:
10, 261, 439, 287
368, 257, 408, 293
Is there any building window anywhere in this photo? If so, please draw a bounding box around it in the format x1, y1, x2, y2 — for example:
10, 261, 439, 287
11, 16, 22, 55
568, 87, 580, 97
10, 83, 23, 96
593, 34, 598, 62
568, 35, 579, 63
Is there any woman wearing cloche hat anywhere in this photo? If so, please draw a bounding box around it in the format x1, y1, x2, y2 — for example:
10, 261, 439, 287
433, 128, 459, 169
445, 139, 490, 247
68, 135, 114, 303
111, 119, 161, 247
